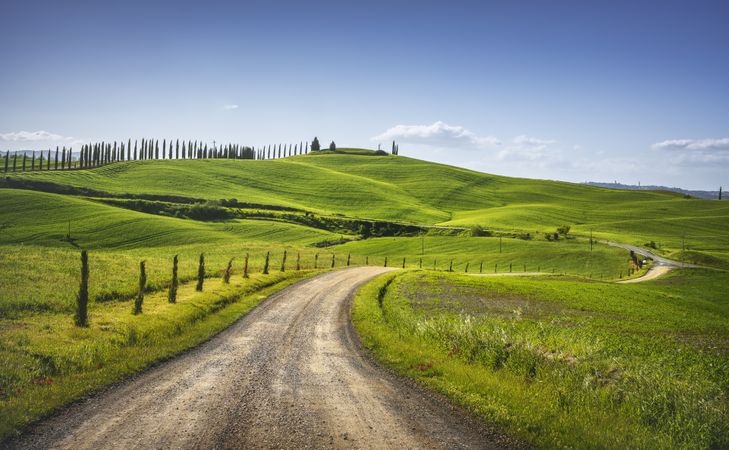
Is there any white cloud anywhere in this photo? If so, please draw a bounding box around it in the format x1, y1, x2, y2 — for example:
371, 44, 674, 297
372, 121, 501, 149
223, 104, 239, 110
496, 135, 558, 161
0, 130, 71, 142
652, 138, 729, 164
652, 138, 729, 151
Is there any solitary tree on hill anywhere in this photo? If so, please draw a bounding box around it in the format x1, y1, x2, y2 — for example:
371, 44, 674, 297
329, 141, 336, 151
311, 137, 321, 151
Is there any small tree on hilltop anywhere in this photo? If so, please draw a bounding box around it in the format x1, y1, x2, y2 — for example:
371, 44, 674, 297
329, 141, 336, 151
311, 137, 321, 151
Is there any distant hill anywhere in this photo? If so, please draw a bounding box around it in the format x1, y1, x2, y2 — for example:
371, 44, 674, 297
4, 150, 728, 251
584, 181, 722, 200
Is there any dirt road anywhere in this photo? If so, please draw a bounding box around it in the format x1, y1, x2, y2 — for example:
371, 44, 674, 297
7, 267, 516, 449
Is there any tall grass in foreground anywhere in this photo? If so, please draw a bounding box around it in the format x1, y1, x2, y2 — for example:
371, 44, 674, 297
353, 270, 729, 448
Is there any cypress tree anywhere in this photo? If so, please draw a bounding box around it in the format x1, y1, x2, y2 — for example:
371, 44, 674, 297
155, 140, 159, 160
331, 254, 335, 268
402, 257, 406, 269
127, 139, 132, 160
384, 256, 388, 267
263, 251, 270, 274
22, 153, 27, 171
54, 146, 59, 170
449, 259, 453, 272
133, 260, 146, 315
296, 252, 301, 270
181, 141, 186, 160
243, 253, 249, 278
163, 139, 167, 159
366, 256, 369, 265
314, 253, 319, 269
47, 149, 51, 170
31, 152, 35, 170
3, 151, 8, 172
311, 137, 320, 151
134, 141, 138, 160
329, 141, 336, 151
280, 250, 287, 272
465, 262, 469, 273
12, 152, 17, 172
347, 253, 351, 266
224, 258, 234, 283
75, 250, 90, 327
176, 139, 180, 159
168, 255, 178, 303
720, 187, 723, 200
196, 253, 205, 291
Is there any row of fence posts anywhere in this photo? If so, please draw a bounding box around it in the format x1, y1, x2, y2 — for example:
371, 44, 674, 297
73, 249, 634, 327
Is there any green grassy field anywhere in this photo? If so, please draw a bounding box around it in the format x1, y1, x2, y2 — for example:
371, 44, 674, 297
1, 150, 727, 445
353, 269, 729, 448
5, 152, 727, 266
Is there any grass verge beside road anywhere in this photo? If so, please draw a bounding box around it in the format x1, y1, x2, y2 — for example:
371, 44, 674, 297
352, 269, 729, 448
0, 270, 321, 441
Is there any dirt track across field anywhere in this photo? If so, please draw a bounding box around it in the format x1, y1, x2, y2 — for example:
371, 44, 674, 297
6, 267, 519, 450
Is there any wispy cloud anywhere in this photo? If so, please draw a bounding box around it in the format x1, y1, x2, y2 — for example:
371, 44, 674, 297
223, 104, 239, 110
496, 135, 558, 161
372, 121, 501, 149
0, 130, 71, 142
652, 138, 729, 164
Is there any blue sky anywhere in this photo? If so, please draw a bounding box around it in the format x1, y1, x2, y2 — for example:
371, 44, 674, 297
1, 0, 727, 189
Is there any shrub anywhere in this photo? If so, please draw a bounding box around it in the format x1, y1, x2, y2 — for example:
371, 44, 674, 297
470, 225, 492, 237
557, 225, 571, 236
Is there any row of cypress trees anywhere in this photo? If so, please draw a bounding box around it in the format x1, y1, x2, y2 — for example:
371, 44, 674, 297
2, 137, 334, 173
3, 136, 398, 173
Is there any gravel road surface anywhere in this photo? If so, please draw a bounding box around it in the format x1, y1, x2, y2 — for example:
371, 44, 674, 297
6, 267, 518, 449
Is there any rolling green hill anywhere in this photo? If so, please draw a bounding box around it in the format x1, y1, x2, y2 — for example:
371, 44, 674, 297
4, 151, 728, 265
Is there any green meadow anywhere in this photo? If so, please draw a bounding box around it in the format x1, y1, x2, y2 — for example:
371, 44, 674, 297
1, 149, 727, 444
353, 269, 729, 448
5, 151, 728, 267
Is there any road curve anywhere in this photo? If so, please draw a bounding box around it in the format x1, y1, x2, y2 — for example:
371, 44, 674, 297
6, 267, 516, 450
